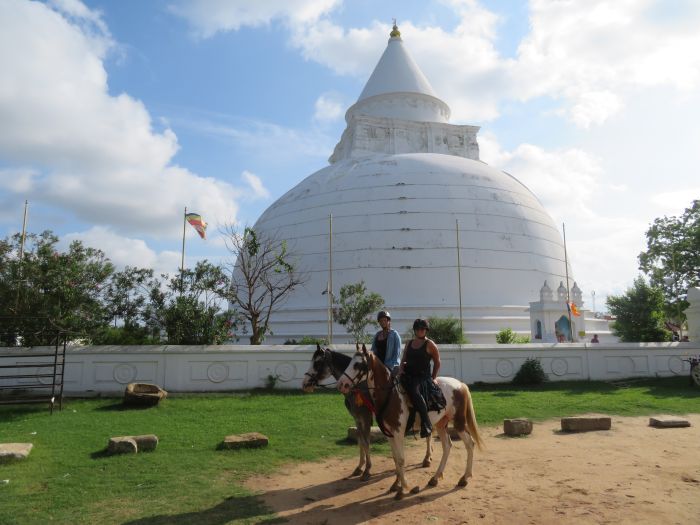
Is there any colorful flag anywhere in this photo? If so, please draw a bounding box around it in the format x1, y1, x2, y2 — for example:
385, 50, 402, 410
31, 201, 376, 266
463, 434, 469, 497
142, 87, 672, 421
568, 302, 581, 317
185, 212, 207, 239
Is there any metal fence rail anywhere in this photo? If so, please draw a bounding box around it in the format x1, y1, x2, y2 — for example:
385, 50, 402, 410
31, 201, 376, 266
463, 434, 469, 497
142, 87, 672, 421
0, 317, 67, 414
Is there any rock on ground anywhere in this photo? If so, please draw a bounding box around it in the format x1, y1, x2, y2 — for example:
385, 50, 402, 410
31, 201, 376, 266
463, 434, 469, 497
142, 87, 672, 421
221, 432, 269, 450
0, 443, 33, 463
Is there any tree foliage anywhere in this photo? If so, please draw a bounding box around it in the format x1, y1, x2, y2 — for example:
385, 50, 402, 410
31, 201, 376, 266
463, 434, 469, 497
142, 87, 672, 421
333, 281, 384, 343
638, 199, 700, 325
144, 261, 236, 345
220, 226, 306, 344
0, 231, 236, 346
606, 277, 671, 342
0, 231, 114, 344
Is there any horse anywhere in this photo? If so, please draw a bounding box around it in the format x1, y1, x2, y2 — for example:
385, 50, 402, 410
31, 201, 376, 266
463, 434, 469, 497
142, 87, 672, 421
337, 344, 483, 500
302, 344, 433, 481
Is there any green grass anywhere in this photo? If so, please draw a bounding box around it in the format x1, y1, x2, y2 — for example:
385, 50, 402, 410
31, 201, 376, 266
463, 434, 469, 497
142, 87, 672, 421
0, 377, 698, 524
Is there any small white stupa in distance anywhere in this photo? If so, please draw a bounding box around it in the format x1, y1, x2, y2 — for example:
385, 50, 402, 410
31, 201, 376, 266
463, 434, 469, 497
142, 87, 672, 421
249, 24, 602, 343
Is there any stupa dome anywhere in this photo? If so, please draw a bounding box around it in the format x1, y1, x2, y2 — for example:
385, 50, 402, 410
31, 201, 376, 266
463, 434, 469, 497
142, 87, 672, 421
249, 25, 574, 343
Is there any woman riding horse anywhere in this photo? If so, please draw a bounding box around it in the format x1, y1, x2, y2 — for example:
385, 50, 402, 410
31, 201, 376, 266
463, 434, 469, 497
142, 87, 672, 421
400, 318, 444, 438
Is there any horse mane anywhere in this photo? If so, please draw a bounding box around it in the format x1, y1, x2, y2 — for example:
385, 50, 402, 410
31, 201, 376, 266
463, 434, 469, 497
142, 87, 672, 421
365, 346, 390, 388
327, 348, 351, 380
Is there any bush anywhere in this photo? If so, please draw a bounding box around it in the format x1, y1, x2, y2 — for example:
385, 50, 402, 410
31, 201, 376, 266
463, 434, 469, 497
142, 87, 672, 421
426, 316, 468, 344
496, 328, 530, 344
512, 357, 547, 385
284, 336, 328, 345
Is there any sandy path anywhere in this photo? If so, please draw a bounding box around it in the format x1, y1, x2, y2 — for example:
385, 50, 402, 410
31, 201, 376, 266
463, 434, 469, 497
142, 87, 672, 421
245, 414, 700, 524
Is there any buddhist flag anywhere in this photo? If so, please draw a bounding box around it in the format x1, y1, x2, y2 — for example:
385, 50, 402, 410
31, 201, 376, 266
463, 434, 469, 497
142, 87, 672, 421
185, 212, 207, 239
568, 302, 581, 317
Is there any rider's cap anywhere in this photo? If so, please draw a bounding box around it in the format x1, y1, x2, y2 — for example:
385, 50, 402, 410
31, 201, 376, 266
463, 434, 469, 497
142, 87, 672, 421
377, 310, 391, 321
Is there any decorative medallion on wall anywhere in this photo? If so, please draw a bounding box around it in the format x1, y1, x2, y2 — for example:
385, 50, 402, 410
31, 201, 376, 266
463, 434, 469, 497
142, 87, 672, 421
496, 359, 514, 378
207, 363, 230, 383
113, 363, 137, 384
274, 362, 297, 382
668, 356, 684, 375
36, 366, 54, 385
550, 358, 569, 376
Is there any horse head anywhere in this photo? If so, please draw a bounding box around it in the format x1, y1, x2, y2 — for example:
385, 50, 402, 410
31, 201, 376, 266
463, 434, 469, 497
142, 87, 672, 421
338, 343, 371, 394
302, 344, 332, 393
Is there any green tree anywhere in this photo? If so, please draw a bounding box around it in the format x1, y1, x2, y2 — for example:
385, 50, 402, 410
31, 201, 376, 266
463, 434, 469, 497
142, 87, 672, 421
333, 281, 384, 343
220, 226, 306, 344
427, 316, 468, 344
496, 327, 531, 344
606, 277, 671, 342
0, 231, 114, 344
638, 199, 700, 327
145, 261, 237, 345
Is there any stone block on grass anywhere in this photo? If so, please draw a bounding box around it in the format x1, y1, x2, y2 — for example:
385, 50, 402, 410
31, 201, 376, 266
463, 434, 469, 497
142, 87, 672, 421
132, 434, 159, 451
107, 437, 138, 455
649, 417, 691, 429
221, 432, 269, 450
347, 426, 387, 443
561, 417, 611, 432
504, 418, 533, 436
0, 443, 33, 463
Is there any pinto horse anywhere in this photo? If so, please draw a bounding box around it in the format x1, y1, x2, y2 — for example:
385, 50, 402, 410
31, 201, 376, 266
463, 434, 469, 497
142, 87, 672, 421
302, 344, 432, 481
338, 344, 483, 499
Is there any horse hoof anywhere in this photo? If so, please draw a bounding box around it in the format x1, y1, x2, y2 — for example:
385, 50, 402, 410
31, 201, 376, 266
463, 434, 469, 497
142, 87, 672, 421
350, 468, 362, 477
410, 486, 420, 495
394, 490, 404, 501
457, 476, 468, 487
389, 482, 400, 493
428, 477, 438, 487
422, 459, 431, 468
360, 472, 371, 482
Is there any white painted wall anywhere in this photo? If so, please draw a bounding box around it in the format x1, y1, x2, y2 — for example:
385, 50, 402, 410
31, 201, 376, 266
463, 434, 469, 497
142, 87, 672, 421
2, 343, 698, 395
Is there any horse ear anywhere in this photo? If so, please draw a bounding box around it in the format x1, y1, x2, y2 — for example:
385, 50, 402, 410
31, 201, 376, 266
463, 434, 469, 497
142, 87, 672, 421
361, 343, 368, 354
356, 342, 360, 351
316, 343, 321, 351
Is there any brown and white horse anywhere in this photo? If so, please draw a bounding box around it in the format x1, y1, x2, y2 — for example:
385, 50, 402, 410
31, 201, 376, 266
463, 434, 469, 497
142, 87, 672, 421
302, 344, 433, 481
338, 344, 483, 499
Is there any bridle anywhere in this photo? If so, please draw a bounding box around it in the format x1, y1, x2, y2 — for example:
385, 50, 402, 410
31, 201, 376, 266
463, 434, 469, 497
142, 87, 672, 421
304, 348, 339, 390
341, 352, 369, 389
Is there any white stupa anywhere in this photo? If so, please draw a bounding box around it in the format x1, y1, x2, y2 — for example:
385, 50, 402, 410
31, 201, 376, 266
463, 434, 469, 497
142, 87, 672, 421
251, 25, 600, 343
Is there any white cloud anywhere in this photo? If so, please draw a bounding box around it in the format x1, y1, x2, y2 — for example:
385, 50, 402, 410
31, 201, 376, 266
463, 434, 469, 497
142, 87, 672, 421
169, 0, 341, 38
63, 226, 182, 274
0, 168, 38, 194
313, 92, 345, 122
241, 170, 270, 200
0, 0, 242, 238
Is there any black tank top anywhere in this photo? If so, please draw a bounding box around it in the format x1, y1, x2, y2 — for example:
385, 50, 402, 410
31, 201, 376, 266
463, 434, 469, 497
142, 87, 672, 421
404, 339, 431, 377
374, 335, 387, 364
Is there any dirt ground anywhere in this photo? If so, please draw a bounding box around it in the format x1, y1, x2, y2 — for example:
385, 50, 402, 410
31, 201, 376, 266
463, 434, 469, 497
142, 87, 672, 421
245, 414, 700, 524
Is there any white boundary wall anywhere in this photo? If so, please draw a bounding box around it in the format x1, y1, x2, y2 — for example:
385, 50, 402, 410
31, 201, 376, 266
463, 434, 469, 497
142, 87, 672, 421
2, 343, 699, 395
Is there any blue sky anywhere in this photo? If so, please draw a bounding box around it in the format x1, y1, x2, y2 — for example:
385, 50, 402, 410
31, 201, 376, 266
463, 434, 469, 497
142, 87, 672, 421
1, 0, 699, 311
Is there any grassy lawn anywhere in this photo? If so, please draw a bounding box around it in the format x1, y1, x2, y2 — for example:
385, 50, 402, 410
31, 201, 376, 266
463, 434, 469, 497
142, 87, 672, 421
0, 377, 698, 525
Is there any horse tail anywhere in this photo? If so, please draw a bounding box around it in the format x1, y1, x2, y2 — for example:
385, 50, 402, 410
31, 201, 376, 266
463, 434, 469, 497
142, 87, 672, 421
454, 383, 483, 450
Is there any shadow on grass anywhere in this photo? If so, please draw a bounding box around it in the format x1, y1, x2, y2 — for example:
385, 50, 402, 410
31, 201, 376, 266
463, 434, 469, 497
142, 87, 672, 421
0, 403, 52, 423
471, 376, 700, 399
122, 494, 282, 525
94, 402, 158, 412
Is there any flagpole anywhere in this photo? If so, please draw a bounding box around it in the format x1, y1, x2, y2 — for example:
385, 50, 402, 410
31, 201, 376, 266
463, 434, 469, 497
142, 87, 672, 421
181, 206, 187, 293
456, 219, 464, 343
15, 200, 29, 314
328, 213, 333, 346
562, 223, 573, 342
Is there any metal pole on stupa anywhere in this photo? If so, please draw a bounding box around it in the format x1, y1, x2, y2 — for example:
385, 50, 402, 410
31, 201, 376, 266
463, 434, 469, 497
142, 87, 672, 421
328, 213, 333, 345
456, 219, 464, 340
562, 223, 574, 342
